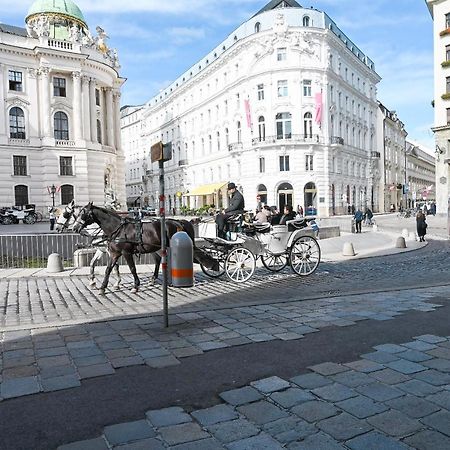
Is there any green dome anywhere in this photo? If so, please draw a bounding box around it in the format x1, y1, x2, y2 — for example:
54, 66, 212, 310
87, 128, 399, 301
26, 0, 87, 27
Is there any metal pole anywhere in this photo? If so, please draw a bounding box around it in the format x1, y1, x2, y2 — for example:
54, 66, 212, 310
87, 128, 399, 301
404, 146, 407, 209
159, 160, 168, 328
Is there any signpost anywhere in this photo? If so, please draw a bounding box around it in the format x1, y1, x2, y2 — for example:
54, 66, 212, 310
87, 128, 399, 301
151, 141, 172, 327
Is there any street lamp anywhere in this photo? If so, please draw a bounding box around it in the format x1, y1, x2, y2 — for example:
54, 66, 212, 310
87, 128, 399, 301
50, 184, 56, 208
139, 186, 144, 207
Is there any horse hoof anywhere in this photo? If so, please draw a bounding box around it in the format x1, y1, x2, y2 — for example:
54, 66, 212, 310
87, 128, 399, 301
113, 284, 120, 290
131, 288, 139, 294
91, 284, 98, 290
89, 280, 96, 287
99, 289, 106, 296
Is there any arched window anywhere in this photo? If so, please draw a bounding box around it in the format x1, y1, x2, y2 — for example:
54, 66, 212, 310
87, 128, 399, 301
225, 128, 229, 146
216, 131, 220, 151
237, 121, 242, 143
14, 184, 28, 207
258, 116, 265, 142
303, 16, 310, 27
54, 111, 69, 140
61, 184, 74, 205
276, 112, 292, 139
255, 22, 261, 33
303, 112, 313, 137
97, 119, 102, 144
9, 107, 25, 139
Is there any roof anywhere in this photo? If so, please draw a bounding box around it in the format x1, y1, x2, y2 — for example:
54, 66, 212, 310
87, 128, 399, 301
0, 23, 28, 37
252, 0, 302, 18
26, 0, 87, 27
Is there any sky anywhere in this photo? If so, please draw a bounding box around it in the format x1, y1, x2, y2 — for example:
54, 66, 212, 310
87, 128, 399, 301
0, 0, 435, 149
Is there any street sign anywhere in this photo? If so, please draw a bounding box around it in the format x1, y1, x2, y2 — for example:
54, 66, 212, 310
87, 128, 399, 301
151, 141, 172, 163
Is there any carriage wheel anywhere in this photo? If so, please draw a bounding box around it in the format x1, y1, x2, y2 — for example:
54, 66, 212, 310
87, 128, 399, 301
261, 252, 288, 272
225, 247, 255, 283
200, 247, 226, 278
289, 235, 321, 276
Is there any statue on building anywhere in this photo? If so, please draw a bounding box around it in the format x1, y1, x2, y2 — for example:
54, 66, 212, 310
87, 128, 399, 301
31, 15, 50, 38
95, 26, 109, 53
69, 24, 80, 43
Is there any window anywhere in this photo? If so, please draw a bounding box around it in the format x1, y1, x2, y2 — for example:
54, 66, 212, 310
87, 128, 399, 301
236, 93, 240, 109
255, 22, 261, 33
278, 80, 288, 97
447, 77, 450, 93
13, 155, 27, 176
345, 67, 348, 81
306, 155, 313, 171
224, 100, 228, 115
217, 131, 220, 151
259, 157, 265, 173
237, 121, 242, 143
446, 13, 450, 28
257, 84, 264, 101
54, 112, 69, 140
14, 185, 28, 207
276, 112, 292, 139
61, 185, 74, 205
277, 47, 287, 61
208, 135, 212, 152
225, 128, 229, 146
303, 112, 313, 137
53, 77, 66, 97
303, 16, 310, 27
60, 156, 73, 176
447, 108, 450, 124
97, 120, 102, 144
9, 70, 22, 92
303, 80, 312, 97
9, 107, 25, 139
95, 88, 101, 106
279, 155, 290, 171
258, 116, 265, 141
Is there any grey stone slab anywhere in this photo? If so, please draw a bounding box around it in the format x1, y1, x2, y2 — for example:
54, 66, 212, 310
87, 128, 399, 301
423, 358, 450, 372
113, 437, 165, 450
237, 400, 289, 425
219, 386, 263, 406
290, 373, 333, 389
146, 407, 191, 427
395, 379, 441, 397
428, 347, 450, 359
270, 387, 314, 408
385, 395, 441, 419
37, 355, 71, 368
288, 431, 345, 450
373, 344, 407, 354
169, 437, 225, 450
400, 350, 433, 363
138, 348, 170, 359
317, 412, 372, 441
72, 355, 109, 367
385, 359, 427, 374
331, 370, 374, 388
35, 347, 69, 358
345, 359, 385, 373
414, 335, 447, 344
426, 390, 450, 410
56, 437, 109, 450
250, 376, 290, 394
110, 356, 144, 369
77, 363, 115, 379
355, 383, 404, 402
69, 347, 103, 358
39, 365, 76, 379
421, 410, 450, 437
196, 341, 229, 351
226, 433, 284, 450
104, 420, 155, 446
41, 374, 80, 392
368, 368, 409, 385
367, 410, 422, 437
336, 395, 388, 419
308, 362, 349, 376
413, 369, 450, 386
402, 341, 437, 352
145, 356, 180, 368
291, 400, 339, 423
312, 383, 357, 402
263, 416, 316, 444
346, 431, 411, 450
362, 352, 400, 364
158, 422, 209, 446
2, 365, 38, 380
192, 404, 238, 426
207, 418, 259, 444
171, 347, 203, 358
404, 430, 450, 450
1, 376, 40, 398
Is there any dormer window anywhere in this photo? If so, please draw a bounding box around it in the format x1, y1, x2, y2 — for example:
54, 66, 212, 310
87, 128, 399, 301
303, 16, 310, 27
255, 22, 261, 33
446, 13, 450, 29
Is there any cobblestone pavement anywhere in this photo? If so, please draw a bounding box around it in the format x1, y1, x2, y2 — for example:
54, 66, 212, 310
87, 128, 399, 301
1, 240, 450, 331
58, 333, 450, 450
0, 284, 446, 401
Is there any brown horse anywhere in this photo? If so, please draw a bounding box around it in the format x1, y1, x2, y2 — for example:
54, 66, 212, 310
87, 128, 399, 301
73, 203, 217, 295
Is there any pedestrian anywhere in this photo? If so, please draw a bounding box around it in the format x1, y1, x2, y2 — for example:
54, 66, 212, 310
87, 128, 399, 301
49, 207, 56, 231
423, 204, 428, 216
364, 207, 374, 225
354, 208, 363, 233
296, 205, 304, 217
416, 211, 427, 242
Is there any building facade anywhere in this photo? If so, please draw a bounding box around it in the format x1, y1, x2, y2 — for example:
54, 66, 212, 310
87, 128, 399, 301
0, 0, 126, 212
122, 0, 381, 217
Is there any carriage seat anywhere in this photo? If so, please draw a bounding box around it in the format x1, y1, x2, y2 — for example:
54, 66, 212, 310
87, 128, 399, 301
286, 219, 308, 231
254, 222, 271, 233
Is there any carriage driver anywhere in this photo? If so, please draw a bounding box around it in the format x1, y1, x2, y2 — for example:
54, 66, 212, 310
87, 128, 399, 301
215, 182, 245, 239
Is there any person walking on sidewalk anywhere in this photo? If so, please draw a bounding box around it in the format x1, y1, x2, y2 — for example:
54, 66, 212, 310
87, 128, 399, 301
354, 208, 363, 233
416, 210, 427, 242
49, 207, 56, 231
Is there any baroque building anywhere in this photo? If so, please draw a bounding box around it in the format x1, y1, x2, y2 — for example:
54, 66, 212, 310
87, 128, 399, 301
122, 0, 381, 217
0, 0, 126, 212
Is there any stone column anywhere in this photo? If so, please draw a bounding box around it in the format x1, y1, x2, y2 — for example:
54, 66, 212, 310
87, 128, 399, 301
0, 64, 5, 136
89, 79, 97, 143
72, 71, 82, 141
113, 90, 121, 150
39, 67, 51, 137
105, 87, 114, 147
81, 75, 91, 142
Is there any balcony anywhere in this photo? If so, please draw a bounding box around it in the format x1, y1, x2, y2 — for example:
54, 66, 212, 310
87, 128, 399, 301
178, 159, 189, 166
331, 136, 344, 145
48, 39, 73, 51
56, 140, 76, 147
251, 134, 322, 146
371, 151, 381, 158
8, 138, 30, 146
228, 142, 243, 152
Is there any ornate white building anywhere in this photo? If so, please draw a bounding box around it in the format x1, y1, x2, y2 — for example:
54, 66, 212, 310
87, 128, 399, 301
0, 0, 126, 212
122, 0, 381, 217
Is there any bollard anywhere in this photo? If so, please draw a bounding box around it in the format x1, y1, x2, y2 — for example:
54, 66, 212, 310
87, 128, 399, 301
342, 242, 356, 256
395, 237, 407, 249
351, 219, 356, 234
372, 224, 378, 232
170, 231, 194, 287
47, 253, 64, 273
401, 228, 409, 239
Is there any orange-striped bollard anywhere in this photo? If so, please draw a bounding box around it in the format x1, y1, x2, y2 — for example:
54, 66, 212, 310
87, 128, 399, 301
170, 231, 194, 287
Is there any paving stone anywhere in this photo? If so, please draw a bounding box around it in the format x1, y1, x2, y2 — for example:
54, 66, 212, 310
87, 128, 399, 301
110, 356, 144, 369
73, 355, 109, 367
423, 358, 450, 372
137, 348, 170, 359
395, 379, 441, 397
250, 376, 290, 394
308, 362, 349, 376
219, 386, 263, 406
56, 437, 109, 450
113, 437, 165, 449
171, 347, 203, 358
355, 383, 404, 402
36, 347, 69, 358
367, 410, 422, 437
414, 335, 447, 344
373, 344, 407, 354
413, 369, 450, 386
262, 416, 316, 444
400, 350, 433, 363
420, 410, 450, 437
0, 376, 40, 398
237, 400, 289, 425
196, 341, 229, 351
77, 363, 115, 379
158, 422, 209, 446
385, 359, 427, 374
41, 374, 81, 392
146, 407, 191, 427
226, 433, 284, 450
103, 420, 155, 446
361, 352, 400, 364
270, 388, 314, 408
192, 404, 238, 426
345, 359, 385, 373
331, 370, 374, 388
312, 383, 357, 402
404, 430, 450, 450
385, 395, 441, 419
291, 401, 339, 423
336, 395, 388, 419
402, 341, 437, 352
2, 365, 39, 379
425, 390, 450, 410
368, 368, 409, 385
288, 431, 345, 450
290, 373, 332, 389
427, 347, 450, 360
37, 355, 71, 368
169, 437, 225, 450
40, 365, 76, 379
145, 356, 180, 368
207, 418, 259, 444
345, 431, 411, 450
317, 412, 372, 441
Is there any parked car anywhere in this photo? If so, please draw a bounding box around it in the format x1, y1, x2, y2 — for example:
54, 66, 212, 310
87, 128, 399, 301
143, 206, 157, 217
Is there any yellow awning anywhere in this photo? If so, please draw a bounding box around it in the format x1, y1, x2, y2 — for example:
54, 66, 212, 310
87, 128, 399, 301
185, 182, 227, 196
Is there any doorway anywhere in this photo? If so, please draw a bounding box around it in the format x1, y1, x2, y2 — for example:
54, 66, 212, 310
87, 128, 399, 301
277, 182, 293, 211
